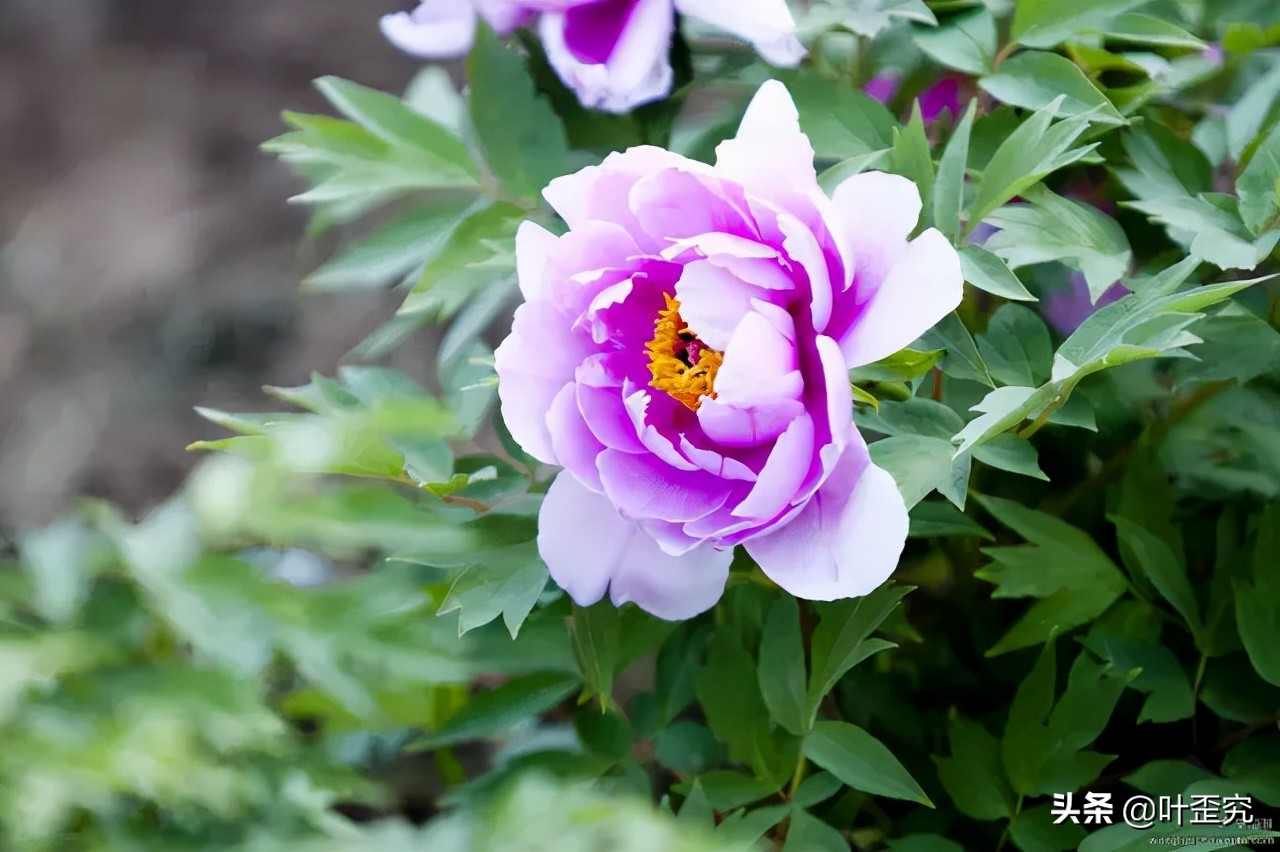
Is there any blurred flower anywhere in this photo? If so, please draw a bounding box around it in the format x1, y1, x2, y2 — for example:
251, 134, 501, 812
381, 0, 805, 113
865, 72, 965, 124
494, 81, 962, 619
1041, 273, 1128, 336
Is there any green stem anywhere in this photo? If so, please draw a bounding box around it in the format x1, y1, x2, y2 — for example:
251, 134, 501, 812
787, 754, 807, 800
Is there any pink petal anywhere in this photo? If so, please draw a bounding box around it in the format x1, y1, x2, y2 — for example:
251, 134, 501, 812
380, 0, 477, 59
744, 444, 908, 600
597, 449, 734, 522
516, 221, 557, 302
837, 227, 963, 367
730, 411, 814, 521
547, 383, 605, 490
538, 473, 732, 619
494, 300, 585, 464
715, 81, 818, 208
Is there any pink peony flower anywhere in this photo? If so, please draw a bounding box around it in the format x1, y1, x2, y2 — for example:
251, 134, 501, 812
494, 82, 963, 619
381, 0, 805, 113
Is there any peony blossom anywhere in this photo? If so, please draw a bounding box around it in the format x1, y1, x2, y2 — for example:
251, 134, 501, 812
494, 81, 963, 620
381, 0, 805, 113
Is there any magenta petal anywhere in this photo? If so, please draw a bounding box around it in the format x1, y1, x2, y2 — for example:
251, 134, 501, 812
744, 443, 908, 600
538, 473, 732, 620
597, 449, 733, 522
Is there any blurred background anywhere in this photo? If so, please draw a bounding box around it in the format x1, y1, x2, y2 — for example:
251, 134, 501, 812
0, 0, 431, 532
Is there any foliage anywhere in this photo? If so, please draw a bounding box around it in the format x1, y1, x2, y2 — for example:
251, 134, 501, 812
7, 0, 1280, 849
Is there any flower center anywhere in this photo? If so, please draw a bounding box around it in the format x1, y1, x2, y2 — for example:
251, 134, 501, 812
645, 294, 723, 411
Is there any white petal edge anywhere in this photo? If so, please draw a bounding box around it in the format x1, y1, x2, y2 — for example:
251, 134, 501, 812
744, 450, 907, 600
380, 0, 478, 59
715, 80, 818, 205
675, 0, 805, 66
837, 227, 963, 368
538, 473, 732, 620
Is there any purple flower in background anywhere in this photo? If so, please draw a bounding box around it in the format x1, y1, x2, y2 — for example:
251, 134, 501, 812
1042, 273, 1128, 336
382, 0, 805, 113
494, 82, 962, 619
865, 73, 966, 124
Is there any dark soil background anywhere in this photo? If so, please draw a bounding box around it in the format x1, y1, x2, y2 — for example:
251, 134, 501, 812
0, 0, 430, 530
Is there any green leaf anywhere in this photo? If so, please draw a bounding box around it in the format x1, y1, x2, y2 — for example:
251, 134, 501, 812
1009, 802, 1087, 852
467, 26, 571, 200
571, 601, 622, 708
975, 496, 1128, 654
1234, 503, 1280, 686
790, 75, 898, 160
1110, 517, 1201, 637
1002, 644, 1131, 796
933, 100, 977, 239
892, 103, 935, 224
908, 501, 994, 539
972, 434, 1048, 481
806, 585, 909, 724
1126, 194, 1278, 270
696, 632, 790, 779
314, 76, 479, 181
1011, 0, 1151, 49
976, 304, 1053, 387
1085, 632, 1195, 724
913, 7, 997, 75
437, 543, 548, 639
781, 809, 848, 852
817, 149, 891, 194
1079, 822, 1280, 852
416, 672, 579, 749
933, 716, 1016, 821
1237, 120, 1280, 235
17, 520, 94, 626
757, 597, 809, 736
1225, 59, 1280, 161
980, 51, 1125, 125
985, 187, 1133, 302
305, 199, 478, 292
1102, 13, 1205, 49
804, 721, 932, 806
959, 245, 1037, 302
870, 435, 970, 510
919, 312, 995, 386
968, 99, 1096, 230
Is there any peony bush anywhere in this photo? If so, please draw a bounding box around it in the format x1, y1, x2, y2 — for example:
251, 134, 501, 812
4, 0, 1280, 850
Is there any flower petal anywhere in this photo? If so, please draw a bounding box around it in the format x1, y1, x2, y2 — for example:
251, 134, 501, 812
547, 383, 605, 490
836, 227, 963, 367
597, 449, 733, 522
744, 442, 908, 600
675, 0, 805, 66
538, 473, 731, 620
715, 80, 818, 206
380, 0, 478, 59
516, 220, 557, 302
539, 0, 675, 113
828, 170, 920, 293
494, 300, 586, 464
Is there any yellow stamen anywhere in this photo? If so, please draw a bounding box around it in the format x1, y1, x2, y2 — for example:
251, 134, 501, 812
645, 294, 723, 411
